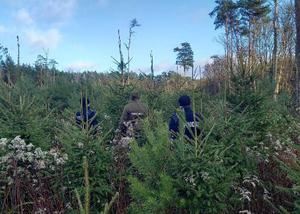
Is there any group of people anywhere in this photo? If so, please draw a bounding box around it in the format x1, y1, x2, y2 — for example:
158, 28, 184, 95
75, 92, 203, 143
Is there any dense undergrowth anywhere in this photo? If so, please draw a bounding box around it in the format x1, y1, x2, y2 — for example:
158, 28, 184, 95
0, 66, 300, 214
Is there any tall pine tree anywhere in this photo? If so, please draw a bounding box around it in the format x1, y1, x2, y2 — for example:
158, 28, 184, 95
173, 42, 194, 74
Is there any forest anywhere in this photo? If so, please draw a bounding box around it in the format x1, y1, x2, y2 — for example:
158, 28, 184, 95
0, 0, 300, 213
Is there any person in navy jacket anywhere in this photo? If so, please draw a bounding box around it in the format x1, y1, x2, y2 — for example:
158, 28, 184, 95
169, 95, 203, 141
75, 97, 98, 130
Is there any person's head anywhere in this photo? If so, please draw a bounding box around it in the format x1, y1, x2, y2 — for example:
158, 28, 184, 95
178, 95, 191, 108
131, 92, 140, 101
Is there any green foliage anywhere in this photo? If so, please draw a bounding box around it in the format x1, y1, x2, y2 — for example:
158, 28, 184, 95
102, 83, 135, 126
42, 78, 78, 113
210, 0, 270, 36
210, 0, 238, 29
128, 113, 241, 213
174, 42, 194, 72
238, 0, 270, 22
0, 80, 55, 149
127, 72, 300, 213
0, 43, 8, 62
0, 60, 300, 213
57, 112, 113, 212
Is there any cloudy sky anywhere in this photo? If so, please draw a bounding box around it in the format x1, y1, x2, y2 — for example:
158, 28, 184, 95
0, 0, 223, 73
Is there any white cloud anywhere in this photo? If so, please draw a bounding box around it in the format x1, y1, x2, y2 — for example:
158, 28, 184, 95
10, 0, 77, 27
9, 1, 77, 52
32, 0, 77, 26
67, 61, 99, 71
194, 58, 212, 67
0, 25, 7, 33
25, 28, 61, 49
133, 60, 176, 74
134, 58, 212, 76
154, 61, 176, 72
15, 8, 34, 25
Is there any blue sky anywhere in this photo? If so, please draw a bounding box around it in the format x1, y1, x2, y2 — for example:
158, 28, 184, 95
0, 0, 224, 73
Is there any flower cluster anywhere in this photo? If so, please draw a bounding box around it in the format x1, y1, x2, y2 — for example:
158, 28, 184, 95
239, 210, 252, 214
266, 133, 298, 161
234, 175, 270, 203
49, 147, 69, 167
236, 186, 252, 202
245, 131, 298, 164
183, 171, 210, 186
103, 113, 111, 120
0, 136, 68, 183
111, 136, 133, 150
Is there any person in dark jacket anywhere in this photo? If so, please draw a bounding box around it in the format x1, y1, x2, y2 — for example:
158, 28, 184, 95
119, 92, 148, 138
75, 97, 98, 130
169, 95, 203, 141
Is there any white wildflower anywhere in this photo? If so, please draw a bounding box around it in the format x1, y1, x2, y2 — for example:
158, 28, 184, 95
17, 167, 25, 174
119, 137, 132, 148
36, 160, 46, 169
238, 187, 251, 201
0, 138, 8, 149
34, 148, 46, 159
26, 143, 34, 151
11, 136, 26, 150
243, 175, 260, 186
284, 148, 297, 159
34, 208, 46, 214
15, 151, 26, 161
77, 142, 84, 148
1, 136, 68, 189
239, 210, 252, 214
7, 176, 13, 185
104, 114, 111, 120
65, 202, 72, 209
63, 153, 68, 161
1, 153, 11, 164
26, 152, 34, 162
200, 171, 210, 181
263, 188, 271, 200
55, 157, 64, 165
183, 175, 196, 186
273, 139, 282, 150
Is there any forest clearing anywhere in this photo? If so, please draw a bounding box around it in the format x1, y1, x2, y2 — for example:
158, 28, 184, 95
1, 0, 300, 213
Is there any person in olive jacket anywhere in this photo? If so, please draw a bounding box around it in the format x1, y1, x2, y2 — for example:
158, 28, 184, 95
119, 92, 148, 137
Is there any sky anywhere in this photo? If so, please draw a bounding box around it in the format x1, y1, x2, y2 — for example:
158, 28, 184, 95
0, 0, 224, 74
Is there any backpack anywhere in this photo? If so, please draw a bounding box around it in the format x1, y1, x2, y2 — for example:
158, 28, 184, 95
122, 112, 145, 138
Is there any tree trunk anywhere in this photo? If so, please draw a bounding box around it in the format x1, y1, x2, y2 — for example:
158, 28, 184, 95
17, 36, 20, 67
248, 21, 252, 70
273, 0, 279, 98
272, 0, 278, 82
150, 51, 154, 88
126, 27, 133, 85
295, 0, 300, 104
117, 30, 125, 86
275, 59, 283, 98
225, 17, 230, 72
